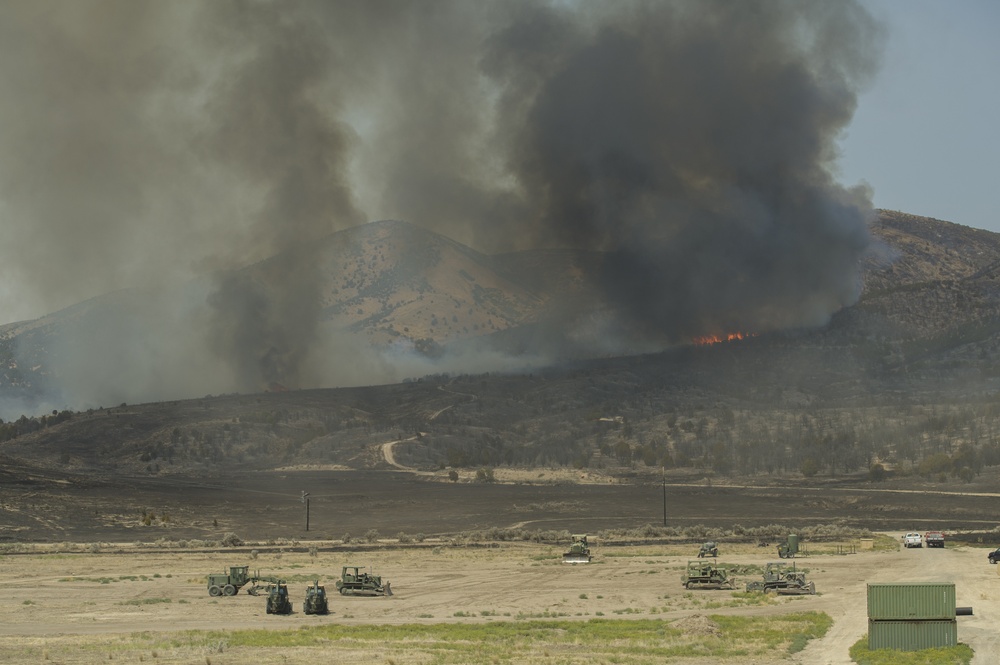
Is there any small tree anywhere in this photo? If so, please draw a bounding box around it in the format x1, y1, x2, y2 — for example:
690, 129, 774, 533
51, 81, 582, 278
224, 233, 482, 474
800, 458, 820, 478
220, 532, 243, 547
448, 469, 459, 482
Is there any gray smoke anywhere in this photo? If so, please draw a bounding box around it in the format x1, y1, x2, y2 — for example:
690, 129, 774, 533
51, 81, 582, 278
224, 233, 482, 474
0, 0, 882, 410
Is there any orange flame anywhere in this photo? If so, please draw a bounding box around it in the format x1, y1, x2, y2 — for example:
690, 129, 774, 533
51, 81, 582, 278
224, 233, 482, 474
692, 331, 756, 345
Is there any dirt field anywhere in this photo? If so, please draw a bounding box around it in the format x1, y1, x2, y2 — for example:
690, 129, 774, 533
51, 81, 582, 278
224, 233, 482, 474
0, 538, 996, 664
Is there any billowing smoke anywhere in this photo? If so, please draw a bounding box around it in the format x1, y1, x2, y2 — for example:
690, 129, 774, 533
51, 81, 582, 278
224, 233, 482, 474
0, 0, 882, 412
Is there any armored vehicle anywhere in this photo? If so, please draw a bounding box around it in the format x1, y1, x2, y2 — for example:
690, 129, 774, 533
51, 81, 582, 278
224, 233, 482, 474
563, 534, 593, 564
681, 560, 735, 589
266, 583, 292, 614
697, 541, 718, 558
302, 580, 329, 615
745, 562, 815, 595
335, 566, 392, 596
206, 565, 282, 597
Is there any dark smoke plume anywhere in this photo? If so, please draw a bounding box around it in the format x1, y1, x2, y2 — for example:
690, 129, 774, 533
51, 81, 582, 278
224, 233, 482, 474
0, 0, 882, 411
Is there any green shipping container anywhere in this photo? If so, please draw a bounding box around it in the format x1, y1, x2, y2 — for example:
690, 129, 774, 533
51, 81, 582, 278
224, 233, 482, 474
868, 619, 957, 651
867, 583, 955, 620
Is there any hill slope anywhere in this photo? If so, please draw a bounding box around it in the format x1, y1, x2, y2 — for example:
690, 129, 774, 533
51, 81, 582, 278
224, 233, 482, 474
5, 211, 1000, 488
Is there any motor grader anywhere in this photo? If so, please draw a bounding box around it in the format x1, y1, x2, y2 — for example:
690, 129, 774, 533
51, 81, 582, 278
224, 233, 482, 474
697, 541, 718, 558
563, 534, 593, 563
335, 566, 392, 596
206, 565, 283, 597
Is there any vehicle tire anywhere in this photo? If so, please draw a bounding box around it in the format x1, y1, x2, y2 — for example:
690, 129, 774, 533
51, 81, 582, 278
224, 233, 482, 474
223, 584, 236, 596
990, 556, 997, 564
209, 585, 222, 597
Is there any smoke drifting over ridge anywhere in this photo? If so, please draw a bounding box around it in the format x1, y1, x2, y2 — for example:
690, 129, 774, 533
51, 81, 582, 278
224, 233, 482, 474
0, 1, 882, 411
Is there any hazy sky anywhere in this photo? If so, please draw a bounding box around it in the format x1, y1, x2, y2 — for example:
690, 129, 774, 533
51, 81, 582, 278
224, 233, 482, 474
839, 0, 1000, 233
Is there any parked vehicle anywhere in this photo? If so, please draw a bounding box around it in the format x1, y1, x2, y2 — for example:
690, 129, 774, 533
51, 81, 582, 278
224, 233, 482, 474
988, 548, 1000, 564
924, 531, 945, 548
563, 534, 593, 564
745, 562, 815, 595
206, 565, 283, 597
903, 532, 922, 548
335, 566, 392, 596
266, 583, 292, 615
681, 561, 735, 590
302, 581, 329, 615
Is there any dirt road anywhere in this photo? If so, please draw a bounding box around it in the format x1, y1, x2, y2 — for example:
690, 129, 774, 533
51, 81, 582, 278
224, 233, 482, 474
0, 538, 995, 663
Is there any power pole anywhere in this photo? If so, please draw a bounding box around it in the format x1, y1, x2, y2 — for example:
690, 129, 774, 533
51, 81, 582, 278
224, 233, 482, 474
661, 466, 667, 527
301, 491, 311, 532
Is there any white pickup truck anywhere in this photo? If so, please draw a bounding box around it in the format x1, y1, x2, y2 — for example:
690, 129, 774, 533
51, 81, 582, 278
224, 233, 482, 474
903, 532, 922, 548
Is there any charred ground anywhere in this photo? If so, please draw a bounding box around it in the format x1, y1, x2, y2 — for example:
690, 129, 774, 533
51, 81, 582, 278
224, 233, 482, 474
4, 211, 1000, 542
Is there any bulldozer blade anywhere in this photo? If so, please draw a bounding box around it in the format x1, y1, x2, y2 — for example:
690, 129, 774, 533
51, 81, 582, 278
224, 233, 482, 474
383, 583, 393, 597
562, 555, 592, 564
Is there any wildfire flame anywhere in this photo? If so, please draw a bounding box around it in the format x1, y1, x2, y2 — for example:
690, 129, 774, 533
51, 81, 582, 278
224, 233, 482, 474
692, 332, 756, 345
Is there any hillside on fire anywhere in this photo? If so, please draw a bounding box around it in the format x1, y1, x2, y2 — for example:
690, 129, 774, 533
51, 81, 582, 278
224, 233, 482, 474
4, 209, 1000, 485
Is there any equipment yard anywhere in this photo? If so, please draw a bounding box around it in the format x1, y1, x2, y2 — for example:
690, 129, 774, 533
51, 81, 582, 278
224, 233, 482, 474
0, 539, 997, 663
3, 467, 1000, 662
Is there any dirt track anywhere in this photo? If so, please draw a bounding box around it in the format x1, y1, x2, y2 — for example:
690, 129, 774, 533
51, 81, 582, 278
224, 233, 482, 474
0, 539, 996, 663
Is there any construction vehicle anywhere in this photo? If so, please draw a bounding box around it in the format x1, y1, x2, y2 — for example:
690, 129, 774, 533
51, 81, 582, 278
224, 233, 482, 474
745, 562, 815, 595
777, 534, 800, 559
302, 580, 329, 615
681, 560, 735, 590
335, 566, 392, 596
697, 541, 718, 558
563, 534, 593, 563
206, 565, 283, 597
265, 583, 292, 614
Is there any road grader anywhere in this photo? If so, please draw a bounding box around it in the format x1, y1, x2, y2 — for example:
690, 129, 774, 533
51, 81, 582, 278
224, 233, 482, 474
206, 565, 283, 597
745, 562, 815, 595
697, 541, 719, 558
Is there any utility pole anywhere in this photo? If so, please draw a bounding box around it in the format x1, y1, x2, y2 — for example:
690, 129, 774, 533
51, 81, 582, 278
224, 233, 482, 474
301, 491, 310, 532
661, 466, 667, 527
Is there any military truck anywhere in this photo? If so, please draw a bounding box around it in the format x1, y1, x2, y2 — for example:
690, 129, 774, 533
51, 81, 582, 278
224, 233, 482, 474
335, 566, 392, 596
302, 581, 329, 615
266, 583, 292, 614
777, 534, 801, 558
206, 565, 283, 597
563, 534, 593, 563
745, 562, 815, 595
681, 560, 735, 589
